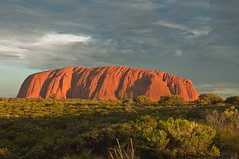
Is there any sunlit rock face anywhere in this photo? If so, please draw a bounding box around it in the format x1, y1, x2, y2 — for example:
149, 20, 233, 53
17, 66, 199, 101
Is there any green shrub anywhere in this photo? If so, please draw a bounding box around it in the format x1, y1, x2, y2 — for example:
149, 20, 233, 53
25, 145, 46, 159
206, 107, 239, 132
163, 118, 219, 158
196, 94, 224, 105
78, 127, 116, 154
13, 133, 37, 148
206, 108, 239, 154
120, 116, 220, 158
159, 95, 185, 106
225, 96, 239, 105
134, 96, 152, 106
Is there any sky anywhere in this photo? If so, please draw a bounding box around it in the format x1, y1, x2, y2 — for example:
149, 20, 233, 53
0, 0, 239, 98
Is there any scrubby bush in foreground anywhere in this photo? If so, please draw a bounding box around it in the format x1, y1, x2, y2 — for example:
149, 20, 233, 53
108, 138, 138, 159
119, 116, 220, 158
206, 107, 239, 154
206, 107, 239, 132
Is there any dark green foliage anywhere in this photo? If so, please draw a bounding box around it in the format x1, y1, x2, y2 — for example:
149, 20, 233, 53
119, 116, 220, 158
62, 151, 100, 159
134, 95, 152, 106
78, 127, 116, 154
78, 151, 98, 159
14, 133, 37, 148
159, 95, 185, 106
196, 93, 224, 105
225, 96, 239, 105
24, 145, 46, 159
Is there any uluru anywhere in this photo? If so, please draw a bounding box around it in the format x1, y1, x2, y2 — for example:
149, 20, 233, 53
17, 66, 199, 101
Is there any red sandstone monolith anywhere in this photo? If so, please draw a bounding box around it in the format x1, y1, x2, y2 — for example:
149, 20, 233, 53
17, 66, 199, 101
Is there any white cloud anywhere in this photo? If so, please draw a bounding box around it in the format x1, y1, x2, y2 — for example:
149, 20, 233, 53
155, 21, 186, 30
155, 21, 211, 37
195, 83, 239, 98
0, 40, 28, 59
32, 33, 91, 46
0, 32, 91, 60
0, 45, 28, 54
212, 88, 239, 95
130, 2, 162, 10
0, 40, 28, 53
190, 27, 211, 36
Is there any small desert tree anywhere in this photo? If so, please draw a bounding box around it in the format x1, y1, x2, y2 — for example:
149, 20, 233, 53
159, 95, 185, 106
134, 95, 152, 106
196, 93, 224, 105
225, 96, 239, 105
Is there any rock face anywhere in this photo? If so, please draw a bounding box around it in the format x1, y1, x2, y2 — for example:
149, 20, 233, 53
17, 66, 199, 101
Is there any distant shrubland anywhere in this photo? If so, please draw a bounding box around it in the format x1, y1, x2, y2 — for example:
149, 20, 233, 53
0, 94, 238, 158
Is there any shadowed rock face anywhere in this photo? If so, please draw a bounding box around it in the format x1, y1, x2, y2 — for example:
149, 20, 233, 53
17, 66, 199, 101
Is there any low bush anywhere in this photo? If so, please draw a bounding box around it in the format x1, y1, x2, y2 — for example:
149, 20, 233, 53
119, 116, 220, 158
134, 96, 152, 106
196, 94, 224, 106
225, 96, 239, 105
206, 107, 239, 154
159, 95, 185, 106
206, 107, 239, 133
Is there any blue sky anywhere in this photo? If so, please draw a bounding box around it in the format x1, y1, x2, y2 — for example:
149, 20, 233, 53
0, 0, 239, 97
